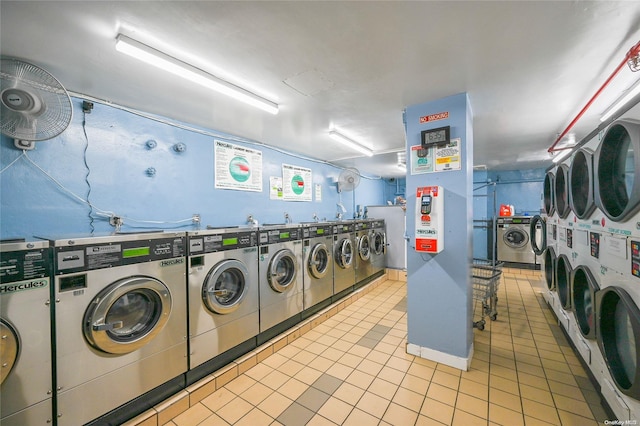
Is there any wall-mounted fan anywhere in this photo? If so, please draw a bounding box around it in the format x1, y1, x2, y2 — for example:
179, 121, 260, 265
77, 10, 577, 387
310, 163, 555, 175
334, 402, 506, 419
1, 57, 73, 150
337, 167, 361, 192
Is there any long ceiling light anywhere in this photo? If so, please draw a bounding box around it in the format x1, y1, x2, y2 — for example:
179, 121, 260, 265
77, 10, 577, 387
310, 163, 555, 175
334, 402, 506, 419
115, 34, 279, 115
600, 78, 640, 122
328, 130, 374, 157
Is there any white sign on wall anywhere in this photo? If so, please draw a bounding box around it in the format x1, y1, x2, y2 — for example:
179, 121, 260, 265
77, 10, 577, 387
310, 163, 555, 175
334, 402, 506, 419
282, 164, 312, 201
214, 140, 263, 192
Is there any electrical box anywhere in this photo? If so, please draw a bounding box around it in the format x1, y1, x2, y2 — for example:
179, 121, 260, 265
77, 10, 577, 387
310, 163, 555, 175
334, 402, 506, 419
415, 186, 444, 253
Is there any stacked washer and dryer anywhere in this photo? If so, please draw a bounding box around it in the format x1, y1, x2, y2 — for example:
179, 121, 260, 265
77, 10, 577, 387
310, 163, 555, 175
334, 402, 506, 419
534, 118, 640, 421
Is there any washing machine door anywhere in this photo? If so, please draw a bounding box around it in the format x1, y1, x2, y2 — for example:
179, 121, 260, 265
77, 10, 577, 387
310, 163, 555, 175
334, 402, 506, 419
372, 232, 385, 255
0, 319, 19, 385
268, 249, 298, 293
336, 238, 354, 269
83, 276, 172, 354
357, 234, 371, 261
503, 227, 529, 249
308, 243, 330, 279
203, 259, 248, 315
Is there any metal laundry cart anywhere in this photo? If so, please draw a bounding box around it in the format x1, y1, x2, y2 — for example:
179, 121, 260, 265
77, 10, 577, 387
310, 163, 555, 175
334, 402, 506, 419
472, 258, 503, 331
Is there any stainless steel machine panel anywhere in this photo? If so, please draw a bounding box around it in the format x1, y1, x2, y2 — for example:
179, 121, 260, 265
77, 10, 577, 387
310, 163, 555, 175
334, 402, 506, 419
497, 216, 536, 265
187, 228, 259, 369
354, 220, 374, 285
370, 219, 386, 276
258, 225, 303, 332
302, 223, 334, 310
366, 206, 405, 270
47, 232, 188, 426
0, 240, 53, 425
333, 222, 356, 294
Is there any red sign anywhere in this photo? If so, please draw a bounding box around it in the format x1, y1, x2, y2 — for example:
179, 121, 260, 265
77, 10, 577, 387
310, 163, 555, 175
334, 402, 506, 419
419, 112, 449, 123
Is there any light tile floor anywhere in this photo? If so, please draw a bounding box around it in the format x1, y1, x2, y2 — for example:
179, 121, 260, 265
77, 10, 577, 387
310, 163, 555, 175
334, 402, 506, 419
161, 268, 609, 425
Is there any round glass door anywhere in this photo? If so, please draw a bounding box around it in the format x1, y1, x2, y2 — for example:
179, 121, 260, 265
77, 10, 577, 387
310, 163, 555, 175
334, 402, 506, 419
308, 243, 330, 279
358, 234, 371, 261
543, 172, 555, 216
571, 265, 598, 339
0, 319, 19, 385
556, 254, 572, 309
597, 286, 640, 399
203, 259, 248, 315
544, 246, 556, 290
569, 148, 595, 219
595, 121, 640, 222
530, 215, 546, 255
503, 228, 528, 248
555, 164, 570, 219
336, 238, 353, 269
83, 276, 172, 354
268, 249, 297, 293
372, 232, 384, 255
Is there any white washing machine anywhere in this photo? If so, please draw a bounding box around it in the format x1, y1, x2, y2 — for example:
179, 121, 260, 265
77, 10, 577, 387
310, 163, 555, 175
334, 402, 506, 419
496, 216, 536, 265
370, 219, 386, 277
257, 224, 303, 339
333, 222, 356, 296
0, 239, 53, 426
302, 223, 334, 312
47, 232, 188, 425
187, 227, 259, 372
354, 220, 374, 288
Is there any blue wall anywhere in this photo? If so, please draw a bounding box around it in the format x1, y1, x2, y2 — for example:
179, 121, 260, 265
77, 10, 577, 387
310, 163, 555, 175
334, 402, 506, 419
0, 98, 384, 239
487, 169, 544, 216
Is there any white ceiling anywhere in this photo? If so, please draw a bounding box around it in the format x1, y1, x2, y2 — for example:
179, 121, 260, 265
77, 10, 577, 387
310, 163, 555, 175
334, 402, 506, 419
2, 1, 640, 178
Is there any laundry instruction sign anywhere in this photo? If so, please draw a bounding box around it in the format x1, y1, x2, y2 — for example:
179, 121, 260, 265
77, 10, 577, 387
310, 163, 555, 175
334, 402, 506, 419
410, 138, 461, 174
214, 140, 263, 192
282, 164, 312, 201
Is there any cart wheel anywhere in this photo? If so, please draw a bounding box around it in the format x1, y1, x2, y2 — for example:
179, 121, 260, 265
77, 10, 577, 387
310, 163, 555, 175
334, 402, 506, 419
490, 314, 498, 321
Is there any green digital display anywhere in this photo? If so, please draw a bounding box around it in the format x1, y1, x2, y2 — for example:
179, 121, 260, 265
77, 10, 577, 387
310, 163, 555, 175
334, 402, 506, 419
512, 219, 522, 224
123, 246, 150, 258
223, 237, 238, 246
317, 229, 324, 235
280, 232, 290, 239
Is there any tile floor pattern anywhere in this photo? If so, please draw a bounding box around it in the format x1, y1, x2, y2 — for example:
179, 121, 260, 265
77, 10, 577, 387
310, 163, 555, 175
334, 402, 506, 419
162, 268, 610, 425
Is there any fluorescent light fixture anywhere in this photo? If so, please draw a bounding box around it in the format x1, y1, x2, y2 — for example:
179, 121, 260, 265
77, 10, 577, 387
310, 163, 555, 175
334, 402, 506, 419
600, 78, 640, 122
328, 130, 374, 157
115, 34, 278, 114
552, 148, 573, 164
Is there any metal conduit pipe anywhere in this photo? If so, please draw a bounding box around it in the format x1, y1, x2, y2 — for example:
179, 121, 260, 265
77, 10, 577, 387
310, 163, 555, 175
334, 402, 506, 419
548, 39, 640, 154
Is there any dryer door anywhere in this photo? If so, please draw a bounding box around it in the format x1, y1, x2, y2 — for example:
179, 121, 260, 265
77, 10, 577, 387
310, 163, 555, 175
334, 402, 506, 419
336, 238, 354, 269
203, 259, 248, 315
357, 234, 371, 261
83, 276, 172, 354
597, 286, 640, 399
0, 319, 19, 385
268, 249, 298, 293
571, 265, 599, 339
503, 227, 529, 249
309, 243, 330, 279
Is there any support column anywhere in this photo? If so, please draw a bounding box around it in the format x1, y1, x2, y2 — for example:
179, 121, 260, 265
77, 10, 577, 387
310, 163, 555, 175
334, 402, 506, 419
404, 93, 474, 370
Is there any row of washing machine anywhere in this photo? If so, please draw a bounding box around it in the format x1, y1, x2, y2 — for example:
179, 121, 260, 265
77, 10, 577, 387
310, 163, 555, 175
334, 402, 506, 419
0, 219, 386, 425
533, 118, 640, 421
